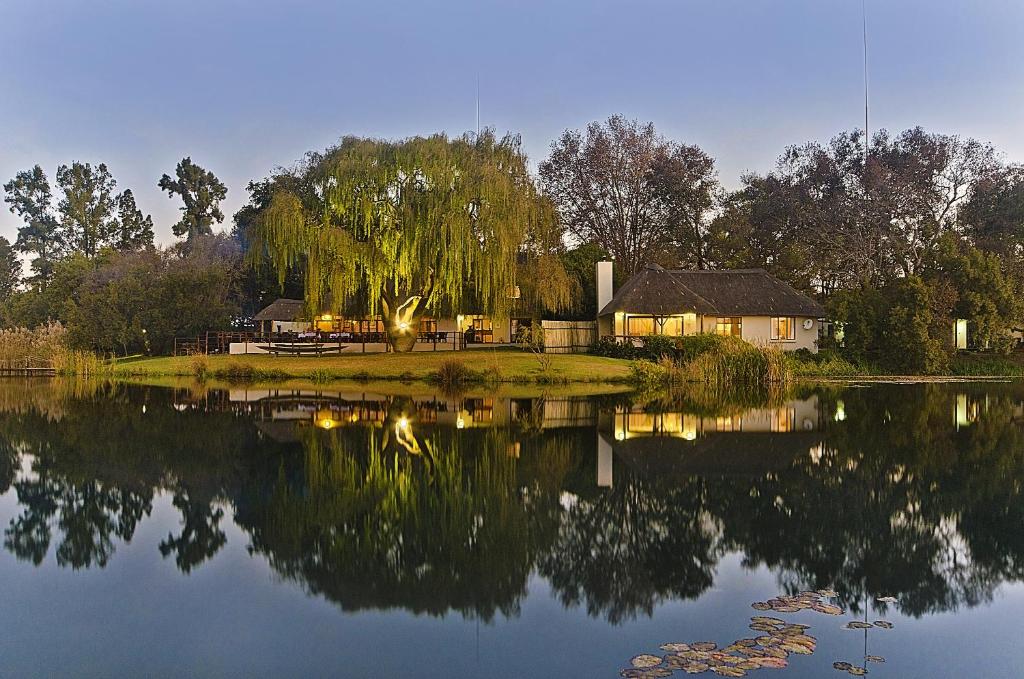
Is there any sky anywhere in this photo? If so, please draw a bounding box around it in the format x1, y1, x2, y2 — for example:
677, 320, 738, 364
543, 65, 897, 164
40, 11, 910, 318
1, 0, 1023, 246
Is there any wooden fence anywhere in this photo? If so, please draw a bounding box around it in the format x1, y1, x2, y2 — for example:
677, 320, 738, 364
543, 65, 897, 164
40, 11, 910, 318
541, 320, 596, 354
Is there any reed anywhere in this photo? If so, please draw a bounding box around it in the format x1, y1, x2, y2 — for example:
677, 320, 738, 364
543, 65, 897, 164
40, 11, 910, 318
0, 322, 109, 376
678, 335, 791, 388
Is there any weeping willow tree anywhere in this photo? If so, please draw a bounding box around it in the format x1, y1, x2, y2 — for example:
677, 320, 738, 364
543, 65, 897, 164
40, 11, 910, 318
249, 131, 568, 351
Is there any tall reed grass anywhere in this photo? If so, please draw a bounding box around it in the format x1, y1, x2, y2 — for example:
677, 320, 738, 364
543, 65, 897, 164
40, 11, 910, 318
0, 322, 109, 376
680, 336, 790, 388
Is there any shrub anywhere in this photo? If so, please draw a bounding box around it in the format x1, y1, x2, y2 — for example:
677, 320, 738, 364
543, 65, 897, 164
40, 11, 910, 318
431, 358, 479, 388
213, 360, 256, 382
629, 359, 669, 387
590, 337, 638, 360
308, 367, 334, 384
639, 334, 675, 360
188, 353, 209, 380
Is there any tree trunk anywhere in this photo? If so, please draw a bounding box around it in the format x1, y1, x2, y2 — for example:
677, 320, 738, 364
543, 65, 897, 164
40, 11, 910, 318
382, 294, 428, 352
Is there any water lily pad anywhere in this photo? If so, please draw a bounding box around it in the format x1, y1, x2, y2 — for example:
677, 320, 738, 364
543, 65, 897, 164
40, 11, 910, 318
691, 642, 718, 652
818, 588, 838, 597
865, 655, 885, 663
773, 605, 801, 613
755, 657, 788, 669
631, 654, 663, 669
872, 620, 894, 629
760, 647, 788, 659
779, 642, 813, 655
660, 643, 691, 652
752, 601, 772, 611
876, 596, 897, 604
848, 667, 868, 676
681, 662, 710, 674
813, 603, 844, 615
710, 666, 746, 677
843, 621, 873, 630
751, 616, 785, 626
833, 661, 853, 671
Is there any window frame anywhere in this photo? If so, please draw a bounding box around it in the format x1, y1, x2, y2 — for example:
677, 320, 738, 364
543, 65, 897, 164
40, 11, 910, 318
715, 317, 743, 338
771, 316, 796, 341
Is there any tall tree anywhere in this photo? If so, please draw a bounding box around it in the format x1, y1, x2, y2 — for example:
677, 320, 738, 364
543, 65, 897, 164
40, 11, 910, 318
112, 189, 155, 251
159, 157, 228, 242
55, 161, 118, 258
540, 115, 717, 276
3, 165, 63, 284
249, 132, 550, 351
651, 143, 720, 269
960, 165, 1024, 265
0, 237, 22, 301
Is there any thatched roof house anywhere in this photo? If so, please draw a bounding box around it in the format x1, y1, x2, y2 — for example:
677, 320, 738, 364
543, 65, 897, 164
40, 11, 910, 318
597, 263, 825, 352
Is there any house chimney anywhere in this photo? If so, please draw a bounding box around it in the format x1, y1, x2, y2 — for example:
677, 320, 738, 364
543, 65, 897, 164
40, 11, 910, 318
596, 260, 613, 317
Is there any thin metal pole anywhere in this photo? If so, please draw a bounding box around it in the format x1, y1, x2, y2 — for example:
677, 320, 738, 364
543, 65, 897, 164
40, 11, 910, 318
862, 0, 870, 161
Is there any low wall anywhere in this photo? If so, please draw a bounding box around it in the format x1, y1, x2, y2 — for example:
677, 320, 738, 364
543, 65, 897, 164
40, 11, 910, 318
229, 341, 456, 355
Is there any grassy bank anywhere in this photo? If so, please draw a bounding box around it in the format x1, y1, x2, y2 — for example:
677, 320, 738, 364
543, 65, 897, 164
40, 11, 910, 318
109, 349, 634, 384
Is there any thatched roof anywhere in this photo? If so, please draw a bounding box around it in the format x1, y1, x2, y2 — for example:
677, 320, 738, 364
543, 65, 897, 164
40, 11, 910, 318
253, 298, 306, 322
599, 265, 824, 317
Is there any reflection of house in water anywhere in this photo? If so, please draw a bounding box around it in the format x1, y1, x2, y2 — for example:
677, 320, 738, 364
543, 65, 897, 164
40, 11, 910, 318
203, 388, 600, 442
597, 396, 823, 485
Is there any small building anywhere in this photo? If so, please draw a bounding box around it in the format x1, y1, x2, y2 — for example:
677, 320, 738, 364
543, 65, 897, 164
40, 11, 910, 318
596, 263, 825, 352
252, 298, 307, 335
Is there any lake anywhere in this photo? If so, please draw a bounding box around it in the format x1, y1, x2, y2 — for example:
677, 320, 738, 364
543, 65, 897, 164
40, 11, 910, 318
0, 379, 1022, 678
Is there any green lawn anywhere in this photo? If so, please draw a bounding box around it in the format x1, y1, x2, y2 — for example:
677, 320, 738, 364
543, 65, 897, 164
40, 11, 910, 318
110, 348, 634, 383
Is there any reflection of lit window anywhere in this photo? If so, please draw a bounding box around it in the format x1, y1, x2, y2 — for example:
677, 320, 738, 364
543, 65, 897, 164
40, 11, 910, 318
715, 415, 741, 432
771, 408, 796, 432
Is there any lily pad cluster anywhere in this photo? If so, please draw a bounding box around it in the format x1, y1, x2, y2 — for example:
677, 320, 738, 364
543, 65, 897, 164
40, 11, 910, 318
619, 590, 844, 677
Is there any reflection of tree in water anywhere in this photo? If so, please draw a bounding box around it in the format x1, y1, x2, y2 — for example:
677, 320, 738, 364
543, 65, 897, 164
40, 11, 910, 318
0, 380, 272, 571
234, 411, 575, 621
1, 381, 1024, 625
711, 384, 1024, 618
538, 471, 717, 624
159, 490, 227, 573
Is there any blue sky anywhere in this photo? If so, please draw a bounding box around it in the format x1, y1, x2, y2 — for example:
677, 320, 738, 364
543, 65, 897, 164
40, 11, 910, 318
2, 0, 1022, 245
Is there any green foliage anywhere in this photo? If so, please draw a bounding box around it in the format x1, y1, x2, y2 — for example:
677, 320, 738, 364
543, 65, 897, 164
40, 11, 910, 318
591, 334, 676, 361
628, 359, 670, 387
0, 237, 22, 301
1, 236, 241, 355
679, 335, 790, 387
249, 132, 550, 352
3, 165, 62, 282
786, 348, 863, 377
159, 157, 228, 242
55, 161, 118, 258
112, 189, 155, 251
831, 277, 953, 374
937, 241, 1020, 352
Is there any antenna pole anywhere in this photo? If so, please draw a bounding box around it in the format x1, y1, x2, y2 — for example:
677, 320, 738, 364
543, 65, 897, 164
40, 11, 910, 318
862, 0, 869, 162
476, 75, 480, 138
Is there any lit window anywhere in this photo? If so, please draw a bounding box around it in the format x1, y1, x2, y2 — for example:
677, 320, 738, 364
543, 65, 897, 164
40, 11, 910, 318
771, 317, 796, 341
626, 316, 656, 336
715, 317, 742, 337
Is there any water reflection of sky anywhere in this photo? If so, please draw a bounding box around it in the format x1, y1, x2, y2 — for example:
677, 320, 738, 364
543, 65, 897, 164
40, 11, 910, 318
0, 381, 1022, 677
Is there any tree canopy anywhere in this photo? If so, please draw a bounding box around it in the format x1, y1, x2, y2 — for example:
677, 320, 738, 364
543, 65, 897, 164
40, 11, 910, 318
159, 157, 228, 242
247, 131, 564, 350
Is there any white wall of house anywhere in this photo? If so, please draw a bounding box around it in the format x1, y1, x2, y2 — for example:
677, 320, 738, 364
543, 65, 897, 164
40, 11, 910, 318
699, 315, 818, 353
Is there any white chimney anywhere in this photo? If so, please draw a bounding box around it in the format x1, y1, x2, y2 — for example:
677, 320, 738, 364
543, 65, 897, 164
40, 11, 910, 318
596, 260, 613, 318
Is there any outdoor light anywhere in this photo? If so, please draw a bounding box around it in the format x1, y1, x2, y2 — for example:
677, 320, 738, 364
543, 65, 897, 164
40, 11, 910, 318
615, 429, 625, 441
322, 314, 333, 321
399, 321, 410, 331
398, 416, 409, 430
317, 417, 335, 430
456, 417, 465, 429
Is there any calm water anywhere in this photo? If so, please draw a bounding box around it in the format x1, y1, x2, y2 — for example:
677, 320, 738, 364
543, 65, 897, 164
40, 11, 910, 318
0, 379, 1023, 678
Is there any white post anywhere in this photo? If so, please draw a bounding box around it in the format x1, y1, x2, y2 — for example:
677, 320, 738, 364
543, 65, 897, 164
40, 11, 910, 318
596, 261, 613, 318
597, 433, 613, 488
